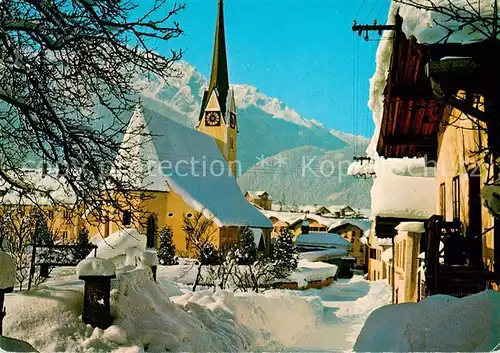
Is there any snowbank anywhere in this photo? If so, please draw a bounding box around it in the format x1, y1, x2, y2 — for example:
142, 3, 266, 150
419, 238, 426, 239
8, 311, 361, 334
355, 290, 500, 352
0, 250, 16, 290
289, 260, 338, 288
90, 228, 147, 262
396, 221, 426, 233
76, 258, 116, 277
172, 289, 324, 347
140, 249, 158, 267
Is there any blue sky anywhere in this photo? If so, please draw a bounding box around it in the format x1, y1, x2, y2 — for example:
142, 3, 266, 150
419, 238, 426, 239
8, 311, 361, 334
136, 0, 390, 137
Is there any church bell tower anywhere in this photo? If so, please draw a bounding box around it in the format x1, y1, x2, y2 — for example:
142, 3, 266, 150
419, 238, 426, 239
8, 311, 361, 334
196, 0, 238, 176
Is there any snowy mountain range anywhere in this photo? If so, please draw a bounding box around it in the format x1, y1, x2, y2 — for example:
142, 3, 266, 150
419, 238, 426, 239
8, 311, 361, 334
136, 61, 372, 208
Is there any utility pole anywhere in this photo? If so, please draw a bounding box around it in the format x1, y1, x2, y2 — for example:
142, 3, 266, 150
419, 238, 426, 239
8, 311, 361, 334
352, 20, 399, 41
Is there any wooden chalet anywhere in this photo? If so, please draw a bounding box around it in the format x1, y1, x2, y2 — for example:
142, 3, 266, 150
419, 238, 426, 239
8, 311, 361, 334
377, 15, 500, 297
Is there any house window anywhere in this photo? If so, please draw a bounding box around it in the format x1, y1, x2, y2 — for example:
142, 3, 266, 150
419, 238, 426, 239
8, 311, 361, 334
123, 210, 132, 226
370, 248, 376, 260
63, 210, 71, 219
360, 245, 364, 253
229, 137, 234, 149
47, 210, 54, 219
452, 176, 460, 220
62, 231, 68, 240
440, 183, 446, 219
351, 237, 355, 244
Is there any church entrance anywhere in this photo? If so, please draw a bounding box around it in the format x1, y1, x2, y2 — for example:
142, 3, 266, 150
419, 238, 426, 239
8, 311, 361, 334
146, 215, 157, 249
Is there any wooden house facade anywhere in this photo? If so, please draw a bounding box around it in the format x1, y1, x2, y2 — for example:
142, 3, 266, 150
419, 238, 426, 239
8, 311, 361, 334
376, 15, 500, 296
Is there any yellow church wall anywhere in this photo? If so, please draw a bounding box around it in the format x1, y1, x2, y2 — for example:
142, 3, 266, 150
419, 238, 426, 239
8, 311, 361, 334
436, 102, 495, 269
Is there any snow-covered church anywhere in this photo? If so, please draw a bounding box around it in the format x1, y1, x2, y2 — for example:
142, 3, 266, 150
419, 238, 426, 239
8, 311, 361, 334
92, 0, 272, 252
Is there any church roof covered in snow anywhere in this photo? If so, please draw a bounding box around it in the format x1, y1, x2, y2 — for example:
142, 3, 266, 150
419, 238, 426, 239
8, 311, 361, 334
115, 106, 272, 229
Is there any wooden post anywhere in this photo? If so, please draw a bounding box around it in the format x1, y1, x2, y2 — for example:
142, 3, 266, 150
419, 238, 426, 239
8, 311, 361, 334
79, 275, 116, 329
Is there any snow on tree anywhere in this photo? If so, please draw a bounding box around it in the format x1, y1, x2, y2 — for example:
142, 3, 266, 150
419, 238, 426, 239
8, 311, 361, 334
73, 227, 91, 261
157, 226, 178, 266
33, 215, 53, 246
0, 0, 184, 225
182, 211, 217, 291
272, 227, 299, 279
235, 227, 258, 265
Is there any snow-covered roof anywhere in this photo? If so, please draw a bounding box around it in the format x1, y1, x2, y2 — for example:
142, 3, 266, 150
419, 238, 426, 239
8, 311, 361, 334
263, 210, 304, 224
0, 168, 76, 205
246, 190, 273, 200
299, 205, 330, 214
295, 232, 351, 249
371, 159, 436, 219
376, 237, 393, 247
328, 219, 371, 233
0, 250, 16, 290
117, 106, 272, 229
398, 0, 500, 45
299, 248, 348, 262
289, 259, 338, 287
396, 222, 426, 234
381, 248, 393, 263
90, 228, 147, 260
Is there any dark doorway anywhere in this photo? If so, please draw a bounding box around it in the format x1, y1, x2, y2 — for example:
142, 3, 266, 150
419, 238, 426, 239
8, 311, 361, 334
468, 168, 483, 268
146, 215, 157, 249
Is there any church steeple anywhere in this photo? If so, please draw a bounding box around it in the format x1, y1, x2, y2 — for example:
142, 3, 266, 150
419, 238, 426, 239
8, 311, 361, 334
197, 0, 238, 176
208, 0, 230, 115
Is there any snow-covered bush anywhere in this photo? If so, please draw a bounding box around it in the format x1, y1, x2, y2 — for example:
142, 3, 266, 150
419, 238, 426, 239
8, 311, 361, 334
235, 227, 258, 265
72, 227, 91, 261
0, 208, 55, 290
157, 226, 178, 265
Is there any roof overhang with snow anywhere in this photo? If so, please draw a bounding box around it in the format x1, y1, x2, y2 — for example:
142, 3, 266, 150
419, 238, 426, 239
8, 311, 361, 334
376, 15, 446, 160
376, 5, 500, 160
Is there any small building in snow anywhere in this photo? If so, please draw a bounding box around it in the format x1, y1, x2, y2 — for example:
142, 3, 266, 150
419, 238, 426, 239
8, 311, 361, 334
244, 191, 273, 211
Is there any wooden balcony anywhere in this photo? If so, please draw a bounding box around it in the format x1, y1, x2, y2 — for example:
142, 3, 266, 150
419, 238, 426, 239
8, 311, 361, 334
424, 215, 500, 297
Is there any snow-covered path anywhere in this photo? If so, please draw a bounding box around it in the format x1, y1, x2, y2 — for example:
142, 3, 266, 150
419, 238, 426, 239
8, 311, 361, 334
268, 277, 392, 352
3, 269, 390, 352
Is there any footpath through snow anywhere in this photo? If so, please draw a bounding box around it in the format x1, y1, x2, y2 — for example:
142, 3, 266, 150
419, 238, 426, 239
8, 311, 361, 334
3, 268, 391, 352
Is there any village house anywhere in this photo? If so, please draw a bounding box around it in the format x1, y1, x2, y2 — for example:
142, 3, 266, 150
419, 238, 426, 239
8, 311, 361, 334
369, 9, 500, 298
328, 219, 370, 269
244, 191, 273, 211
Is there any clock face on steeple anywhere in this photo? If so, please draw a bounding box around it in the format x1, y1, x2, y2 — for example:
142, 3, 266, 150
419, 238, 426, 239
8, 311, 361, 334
205, 111, 221, 126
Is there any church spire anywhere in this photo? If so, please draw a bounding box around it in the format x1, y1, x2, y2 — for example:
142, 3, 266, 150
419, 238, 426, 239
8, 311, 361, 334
207, 0, 230, 117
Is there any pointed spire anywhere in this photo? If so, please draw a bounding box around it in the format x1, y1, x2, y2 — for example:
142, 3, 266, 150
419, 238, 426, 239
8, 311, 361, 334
208, 0, 230, 117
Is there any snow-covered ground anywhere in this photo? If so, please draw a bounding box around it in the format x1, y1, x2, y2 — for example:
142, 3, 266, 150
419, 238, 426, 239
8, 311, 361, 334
3, 267, 391, 352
